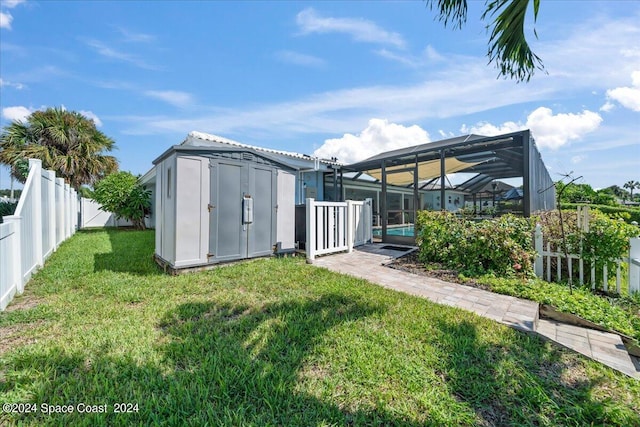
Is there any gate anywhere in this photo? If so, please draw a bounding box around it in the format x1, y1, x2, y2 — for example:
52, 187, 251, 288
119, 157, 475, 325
306, 198, 372, 261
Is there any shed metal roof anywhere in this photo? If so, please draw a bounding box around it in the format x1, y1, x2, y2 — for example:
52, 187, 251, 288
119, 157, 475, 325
184, 131, 340, 167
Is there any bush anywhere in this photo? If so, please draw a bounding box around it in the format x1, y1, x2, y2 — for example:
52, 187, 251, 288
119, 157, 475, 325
535, 210, 639, 285
560, 202, 640, 224
92, 172, 151, 230
0, 201, 18, 223
416, 211, 536, 277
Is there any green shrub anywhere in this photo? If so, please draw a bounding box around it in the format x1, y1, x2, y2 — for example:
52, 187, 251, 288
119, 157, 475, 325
0, 201, 18, 223
560, 202, 640, 224
477, 275, 640, 342
416, 211, 535, 277
535, 210, 639, 287
92, 171, 151, 230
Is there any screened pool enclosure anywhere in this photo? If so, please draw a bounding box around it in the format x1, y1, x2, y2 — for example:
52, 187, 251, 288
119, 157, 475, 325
342, 130, 556, 244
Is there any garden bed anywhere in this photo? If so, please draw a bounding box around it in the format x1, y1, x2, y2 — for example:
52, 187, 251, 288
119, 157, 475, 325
388, 251, 640, 353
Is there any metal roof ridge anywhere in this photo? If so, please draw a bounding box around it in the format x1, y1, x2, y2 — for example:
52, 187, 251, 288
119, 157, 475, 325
185, 131, 341, 166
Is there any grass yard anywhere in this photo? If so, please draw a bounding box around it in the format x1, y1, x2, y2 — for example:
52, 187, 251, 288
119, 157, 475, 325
1, 229, 639, 426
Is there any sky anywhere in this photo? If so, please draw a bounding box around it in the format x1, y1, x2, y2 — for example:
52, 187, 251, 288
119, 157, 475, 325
0, 0, 639, 191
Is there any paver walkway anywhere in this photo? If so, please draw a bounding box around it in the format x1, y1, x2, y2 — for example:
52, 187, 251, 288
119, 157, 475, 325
311, 245, 640, 379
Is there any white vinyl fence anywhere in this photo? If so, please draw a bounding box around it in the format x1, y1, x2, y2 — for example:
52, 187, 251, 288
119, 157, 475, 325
306, 198, 373, 261
0, 159, 78, 311
533, 224, 640, 294
79, 197, 135, 228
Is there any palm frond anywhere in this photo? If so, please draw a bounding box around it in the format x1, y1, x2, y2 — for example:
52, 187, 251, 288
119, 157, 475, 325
482, 0, 544, 82
425, 0, 468, 29
0, 107, 120, 189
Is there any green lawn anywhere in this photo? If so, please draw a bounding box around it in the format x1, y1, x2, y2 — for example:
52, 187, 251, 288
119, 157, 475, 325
1, 229, 639, 426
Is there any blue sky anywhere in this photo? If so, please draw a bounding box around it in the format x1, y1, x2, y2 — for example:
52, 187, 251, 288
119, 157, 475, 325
1, 0, 639, 190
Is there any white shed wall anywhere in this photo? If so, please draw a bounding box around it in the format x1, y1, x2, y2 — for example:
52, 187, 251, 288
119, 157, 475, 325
174, 156, 210, 268
155, 154, 177, 264
276, 170, 295, 252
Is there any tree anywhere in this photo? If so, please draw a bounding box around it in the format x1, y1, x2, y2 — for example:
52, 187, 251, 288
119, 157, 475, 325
0, 107, 118, 189
92, 172, 151, 230
555, 182, 597, 204
426, 0, 543, 82
623, 180, 639, 203
601, 185, 625, 199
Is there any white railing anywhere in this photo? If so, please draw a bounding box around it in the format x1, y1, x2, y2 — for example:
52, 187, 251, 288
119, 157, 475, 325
0, 159, 78, 311
534, 224, 640, 294
306, 198, 372, 261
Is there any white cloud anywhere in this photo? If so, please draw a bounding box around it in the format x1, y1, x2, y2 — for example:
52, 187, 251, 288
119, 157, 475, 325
1, 0, 25, 30
460, 121, 523, 136
461, 107, 603, 150
374, 49, 417, 67
375, 45, 446, 68
600, 101, 615, 112
296, 8, 405, 49
540, 15, 640, 89
313, 118, 430, 164
79, 110, 103, 127
0, 77, 24, 89
83, 39, 158, 70
571, 155, 586, 164
424, 45, 444, 62
604, 70, 640, 112
116, 27, 155, 43
144, 90, 194, 108
1, 0, 27, 8
0, 11, 13, 29
275, 50, 325, 68
527, 108, 603, 150
2, 105, 32, 122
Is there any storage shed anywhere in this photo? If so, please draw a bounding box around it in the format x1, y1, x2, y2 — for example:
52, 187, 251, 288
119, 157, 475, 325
153, 132, 304, 271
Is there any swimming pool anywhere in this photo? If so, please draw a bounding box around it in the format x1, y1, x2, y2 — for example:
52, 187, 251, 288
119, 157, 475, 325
373, 225, 415, 237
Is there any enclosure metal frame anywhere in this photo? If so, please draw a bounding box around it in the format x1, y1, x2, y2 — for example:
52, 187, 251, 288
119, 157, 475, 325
343, 130, 556, 244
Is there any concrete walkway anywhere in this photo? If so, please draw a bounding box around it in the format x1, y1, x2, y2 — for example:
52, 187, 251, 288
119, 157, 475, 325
311, 245, 640, 379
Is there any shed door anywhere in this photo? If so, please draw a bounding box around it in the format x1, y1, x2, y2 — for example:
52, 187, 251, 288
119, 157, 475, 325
209, 159, 277, 263
209, 160, 245, 262
248, 165, 277, 258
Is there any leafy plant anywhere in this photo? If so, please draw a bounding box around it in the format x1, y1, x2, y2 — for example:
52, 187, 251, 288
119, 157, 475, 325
0, 201, 18, 223
416, 211, 535, 277
477, 275, 640, 343
92, 171, 151, 230
535, 210, 639, 288
560, 203, 640, 224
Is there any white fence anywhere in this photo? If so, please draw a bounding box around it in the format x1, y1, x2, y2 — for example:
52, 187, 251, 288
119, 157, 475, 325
533, 224, 640, 294
0, 160, 78, 311
306, 198, 373, 261
79, 197, 136, 228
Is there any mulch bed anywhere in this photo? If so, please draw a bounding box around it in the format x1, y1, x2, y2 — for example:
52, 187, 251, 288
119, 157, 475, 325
386, 250, 492, 291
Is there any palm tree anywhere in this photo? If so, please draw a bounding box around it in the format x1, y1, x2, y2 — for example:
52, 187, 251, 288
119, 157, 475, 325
426, 0, 543, 82
623, 180, 639, 203
0, 107, 118, 189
